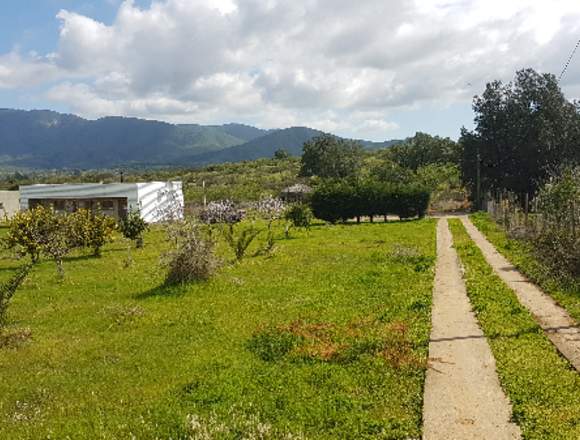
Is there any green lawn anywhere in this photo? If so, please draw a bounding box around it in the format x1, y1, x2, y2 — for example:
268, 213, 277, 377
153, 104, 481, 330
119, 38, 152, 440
449, 219, 580, 440
0, 220, 436, 439
469, 212, 580, 323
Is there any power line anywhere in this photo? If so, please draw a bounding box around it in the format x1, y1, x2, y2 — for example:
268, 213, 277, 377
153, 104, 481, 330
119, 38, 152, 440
558, 38, 580, 82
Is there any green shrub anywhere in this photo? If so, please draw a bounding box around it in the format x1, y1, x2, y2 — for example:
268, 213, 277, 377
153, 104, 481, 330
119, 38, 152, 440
310, 179, 430, 223
0, 264, 32, 332
119, 210, 148, 248
162, 221, 218, 285
68, 209, 116, 256
5, 206, 56, 262
221, 223, 262, 261
533, 168, 580, 279
284, 204, 313, 228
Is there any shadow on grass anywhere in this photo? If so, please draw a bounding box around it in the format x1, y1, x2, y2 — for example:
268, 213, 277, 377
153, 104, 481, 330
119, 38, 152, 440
134, 282, 192, 299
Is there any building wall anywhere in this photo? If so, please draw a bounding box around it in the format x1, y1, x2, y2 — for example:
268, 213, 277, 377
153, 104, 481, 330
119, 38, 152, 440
0, 191, 20, 219
137, 181, 184, 222
19, 182, 184, 223
20, 183, 140, 211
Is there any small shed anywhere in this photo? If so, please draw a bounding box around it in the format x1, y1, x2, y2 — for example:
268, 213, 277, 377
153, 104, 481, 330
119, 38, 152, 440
280, 183, 313, 203
0, 190, 20, 219
19, 182, 184, 223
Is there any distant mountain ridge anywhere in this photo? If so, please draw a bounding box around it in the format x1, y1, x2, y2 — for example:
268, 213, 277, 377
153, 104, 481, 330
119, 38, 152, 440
0, 109, 402, 169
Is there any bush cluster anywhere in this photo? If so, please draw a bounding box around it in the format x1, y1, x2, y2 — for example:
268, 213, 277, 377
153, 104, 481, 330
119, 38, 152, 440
5, 206, 116, 276
284, 204, 313, 228
119, 210, 148, 248
200, 200, 244, 224
532, 168, 580, 279
162, 221, 218, 284
310, 179, 430, 223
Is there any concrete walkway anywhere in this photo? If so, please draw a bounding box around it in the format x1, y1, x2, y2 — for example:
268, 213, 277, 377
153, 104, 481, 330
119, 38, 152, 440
423, 219, 521, 440
462, 216, 580, 372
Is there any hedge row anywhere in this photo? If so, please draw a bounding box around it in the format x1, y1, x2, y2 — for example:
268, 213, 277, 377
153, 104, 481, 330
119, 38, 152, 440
310, 179, 430, 223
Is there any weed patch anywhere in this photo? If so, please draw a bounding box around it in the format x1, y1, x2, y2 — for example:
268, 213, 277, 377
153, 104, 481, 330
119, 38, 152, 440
248, 317, 424, 368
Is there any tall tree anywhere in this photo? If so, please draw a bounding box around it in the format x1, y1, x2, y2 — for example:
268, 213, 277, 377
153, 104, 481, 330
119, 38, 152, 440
299, 135, 363, 178
384, 132, 461, 170
461, 68, 580, 198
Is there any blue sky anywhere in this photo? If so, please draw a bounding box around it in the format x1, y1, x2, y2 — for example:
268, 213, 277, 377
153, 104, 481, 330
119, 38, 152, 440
1, 0, 579, 141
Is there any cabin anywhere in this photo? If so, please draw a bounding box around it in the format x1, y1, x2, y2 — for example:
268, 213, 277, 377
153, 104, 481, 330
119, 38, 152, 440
19, 182, 184, 223
0, 190, 21, 219
280, 183, 313, 203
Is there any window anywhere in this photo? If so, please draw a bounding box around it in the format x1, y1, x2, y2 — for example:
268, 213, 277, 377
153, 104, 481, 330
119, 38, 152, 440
100, 200, 114, 210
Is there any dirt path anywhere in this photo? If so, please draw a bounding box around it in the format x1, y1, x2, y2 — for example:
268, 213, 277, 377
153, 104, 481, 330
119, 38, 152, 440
462, 216, 580, 372
422, 219, 521, 440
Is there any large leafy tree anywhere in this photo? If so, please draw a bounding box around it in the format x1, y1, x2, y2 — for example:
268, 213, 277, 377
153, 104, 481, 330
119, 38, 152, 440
299, 135, 363, 178
461, 68, 580, 198
383, 132, 461, 170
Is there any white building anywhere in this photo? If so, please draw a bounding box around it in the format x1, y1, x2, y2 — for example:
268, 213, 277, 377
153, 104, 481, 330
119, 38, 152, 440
0, 190, 20, 219
19, 182, 184, 223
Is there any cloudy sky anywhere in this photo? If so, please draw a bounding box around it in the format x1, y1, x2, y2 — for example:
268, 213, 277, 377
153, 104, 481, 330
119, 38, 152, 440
1, 0, 579, 140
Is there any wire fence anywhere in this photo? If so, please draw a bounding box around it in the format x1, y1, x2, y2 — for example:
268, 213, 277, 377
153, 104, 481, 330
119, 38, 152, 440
484, 192, 578, 240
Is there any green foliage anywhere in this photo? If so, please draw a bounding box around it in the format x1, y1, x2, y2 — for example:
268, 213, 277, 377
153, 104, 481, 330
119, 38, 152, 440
162, 221, 218, 285
247, 326, 301, 361
310, 179, 430, 223
119, 210, 148, 247
5, 206, 57, 262
0, 263, 31, 332
300, 134, 363, 178
221, 223, 262, 261
370, 159, 415, 184
274, 148, 290, 160
184, 158, 301, 204
68, 209, 117, 256
382, 132, 461, 170
461, 68, 580, 197
284, 204, 313, 228
449, 219, 580, 439
0, 219, 435, 438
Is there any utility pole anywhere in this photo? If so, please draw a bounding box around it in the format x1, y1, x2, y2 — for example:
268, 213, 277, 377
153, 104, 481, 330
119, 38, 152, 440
202, 180, 207, 209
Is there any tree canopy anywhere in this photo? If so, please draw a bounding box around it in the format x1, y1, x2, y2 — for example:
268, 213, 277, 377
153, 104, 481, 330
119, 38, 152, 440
382, 132, 461, 170
299, 135, 363, 178
460, 68, 580, 197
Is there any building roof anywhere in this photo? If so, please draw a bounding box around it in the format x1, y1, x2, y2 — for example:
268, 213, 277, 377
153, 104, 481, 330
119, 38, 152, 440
281, 183, 313, 194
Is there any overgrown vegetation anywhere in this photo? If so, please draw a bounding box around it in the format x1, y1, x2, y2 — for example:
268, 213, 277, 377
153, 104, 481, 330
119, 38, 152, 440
162, 221, 219, 284
4, 206, 116, 276
0, 219, 436, 439
449, 219, 580, 440
470, 212, 580, 323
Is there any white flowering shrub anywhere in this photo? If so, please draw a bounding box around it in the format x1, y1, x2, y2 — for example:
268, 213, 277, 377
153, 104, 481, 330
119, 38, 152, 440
200, 200, 244, 224
253, 196, 286, 221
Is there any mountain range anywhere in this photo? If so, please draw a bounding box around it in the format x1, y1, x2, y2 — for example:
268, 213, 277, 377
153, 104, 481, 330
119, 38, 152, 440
0, 109, 401, 169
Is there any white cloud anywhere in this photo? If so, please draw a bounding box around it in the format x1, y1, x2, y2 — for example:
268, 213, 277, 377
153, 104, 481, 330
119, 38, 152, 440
2, 0, 580, 139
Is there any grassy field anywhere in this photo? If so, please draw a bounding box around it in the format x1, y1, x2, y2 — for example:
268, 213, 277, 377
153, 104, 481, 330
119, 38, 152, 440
0, 219, 436, 439
469, 213, 580, 323
449, 219, 580, 440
